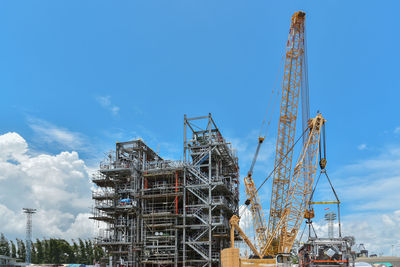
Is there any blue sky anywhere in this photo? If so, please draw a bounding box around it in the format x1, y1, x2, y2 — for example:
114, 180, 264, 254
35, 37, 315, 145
0, 0, 399, 256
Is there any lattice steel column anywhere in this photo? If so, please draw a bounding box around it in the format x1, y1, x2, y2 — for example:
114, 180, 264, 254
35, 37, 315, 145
325, 212, 336, 239
23, 208, 37, 264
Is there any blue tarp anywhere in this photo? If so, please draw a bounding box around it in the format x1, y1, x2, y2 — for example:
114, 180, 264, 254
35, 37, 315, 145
119, 198, 131, 203
65, 264, 85, 267
375, 263, 393, 267
198, 154, 209, 164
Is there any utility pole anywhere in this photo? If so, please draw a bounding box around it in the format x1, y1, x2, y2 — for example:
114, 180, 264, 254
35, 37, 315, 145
23, 208, 37, 264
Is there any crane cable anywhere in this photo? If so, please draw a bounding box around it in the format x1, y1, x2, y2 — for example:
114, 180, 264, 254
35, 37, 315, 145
301, 24, 310, 142
258, 52, 286, 139
241, 34, 304, 215
247, 49, 286, 178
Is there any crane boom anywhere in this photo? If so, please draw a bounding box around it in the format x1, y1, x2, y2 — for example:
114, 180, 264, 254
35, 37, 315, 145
242, 11, 307, 254
227, 11, 323, 262
248, 137, 265, 178
229, 215, 263, 259
267, 11, 306, 245
229, 114, 325, 260
278, 114, 325, 253
244, 175, 269, 249
261, 114, 325, 255
244, 136, 269, 250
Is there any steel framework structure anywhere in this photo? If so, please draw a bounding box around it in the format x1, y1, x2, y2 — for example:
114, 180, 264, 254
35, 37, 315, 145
23, 208, 37, 264
91, 114, 239, 267
183, 114, 239, 267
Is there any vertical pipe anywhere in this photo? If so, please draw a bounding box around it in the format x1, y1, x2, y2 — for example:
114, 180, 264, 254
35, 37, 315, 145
208, 114, 212, 266
175, 217, 178, 267
141, 151, 146, 264
175, 171, 179, 214
183, 115, 187, 267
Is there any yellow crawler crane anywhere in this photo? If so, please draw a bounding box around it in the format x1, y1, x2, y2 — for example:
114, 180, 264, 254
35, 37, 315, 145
222, 11, 326, 266
222, 114, 325, 266
262, 114, 325, 255
244, 137, 270, 251
267, 11, 306, 252
244, 10, 306, 253
243, 11, 306, 255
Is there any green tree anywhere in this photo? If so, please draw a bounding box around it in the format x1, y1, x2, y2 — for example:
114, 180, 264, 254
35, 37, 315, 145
57, 239, 74, 263
30, 241, 37, 263
72, 240, 79, 263
49, 239, 60, 263
78, 239, 86, 263
94, 245, 105, 263
10, 241, 17, 259
4, 238, 104, 264
85, 240, 94, 265
35, 239, 44, 264
43, 239, 50, 263
0, 233, 10, 256
16, 239, 26, 261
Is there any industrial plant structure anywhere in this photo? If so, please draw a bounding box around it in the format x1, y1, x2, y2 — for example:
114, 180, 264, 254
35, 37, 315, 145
91, 114, 239, 267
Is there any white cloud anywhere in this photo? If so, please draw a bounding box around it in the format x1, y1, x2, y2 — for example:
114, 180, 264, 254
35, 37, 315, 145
394, 126, 400, 134
307, 144, 400, 255
239, 205, 253, 234
96, 96, 120, 116
28, 118, 85, 150
357, 143, 367, 150
0, 204, 25, 235
0, 132, 28, 162
330, 145, 400, 212
238, 205, 259, 254
310, 210, 400, 256
0, 132, 94, 241
236, 140, 400, 256
238, 205, 271, 253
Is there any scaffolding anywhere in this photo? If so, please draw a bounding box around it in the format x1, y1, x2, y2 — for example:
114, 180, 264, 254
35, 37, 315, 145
91, 114, 239, 267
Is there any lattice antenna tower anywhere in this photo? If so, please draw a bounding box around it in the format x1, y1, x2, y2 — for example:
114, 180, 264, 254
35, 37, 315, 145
23, 208, 37, 264
324, 211, 336, 239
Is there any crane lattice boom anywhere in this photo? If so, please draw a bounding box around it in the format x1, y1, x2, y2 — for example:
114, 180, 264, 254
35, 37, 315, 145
262, 114, 325, 255
244, 175, 269, 249
232, 11, 324, 260
267, 12, 306, 249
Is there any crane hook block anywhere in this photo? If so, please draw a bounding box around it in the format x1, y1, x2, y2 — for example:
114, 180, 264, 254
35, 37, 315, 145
245, 199, 251, 206
304, 208, 315, 219
319, 158, 327, 170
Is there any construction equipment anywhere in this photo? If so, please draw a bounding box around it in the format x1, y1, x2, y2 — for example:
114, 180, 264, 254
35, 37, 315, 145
264, 114, 325, 255
222, 11, 327, 265
229, 215, 262, 259
224, 114, 325, 266
244, 10, 307, 254
298, 167, 356, 267
267, 10, 307, 254
243, 137, 269, 253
